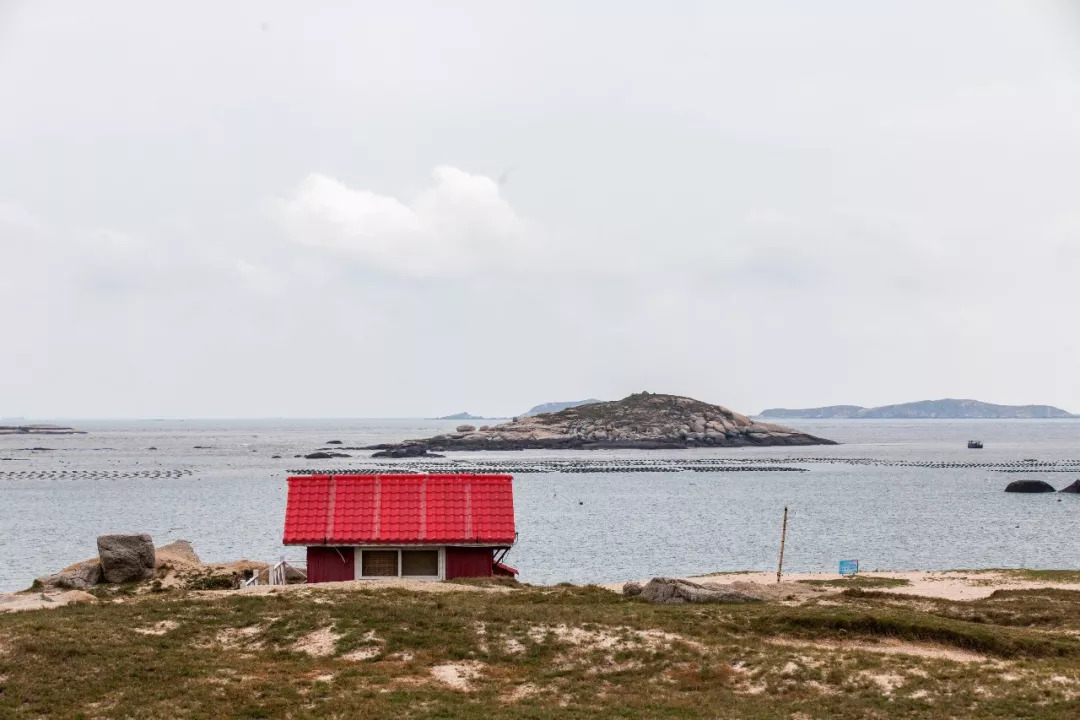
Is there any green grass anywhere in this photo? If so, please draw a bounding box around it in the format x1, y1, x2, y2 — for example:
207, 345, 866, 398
4, 583, 1080, 718
798, 576, 912, 589
1006, 569, 1080, 583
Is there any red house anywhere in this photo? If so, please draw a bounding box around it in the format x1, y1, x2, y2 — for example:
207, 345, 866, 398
283, 473, 518, 583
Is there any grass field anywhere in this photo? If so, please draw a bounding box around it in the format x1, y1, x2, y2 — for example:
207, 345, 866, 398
3, 580, 1080, 718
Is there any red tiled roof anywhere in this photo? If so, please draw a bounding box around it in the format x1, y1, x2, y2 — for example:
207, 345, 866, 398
283, 474, 516, 546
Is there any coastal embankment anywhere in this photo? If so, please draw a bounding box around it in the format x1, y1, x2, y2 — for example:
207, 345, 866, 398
5, 564, 1080, 718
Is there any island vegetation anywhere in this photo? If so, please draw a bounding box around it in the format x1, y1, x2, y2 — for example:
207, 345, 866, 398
369, 392, 835, 455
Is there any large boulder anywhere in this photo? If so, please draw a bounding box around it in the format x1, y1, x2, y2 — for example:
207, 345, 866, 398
36, 559, 102, 590
1059, 480, 1080, 494
456, 424, 477, 433
97, 534, 156, 583
636, 577, 761, 604
1005, 480, 1056, 493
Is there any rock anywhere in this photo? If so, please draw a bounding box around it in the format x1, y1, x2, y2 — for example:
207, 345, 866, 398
156, 540, 200, 566
285, 564, 307, 584
97, 534, 156, 583
1059, 480, 1080, 494
637, 577, 761, 604
622, 581, 644, 597
371, 443, 436, 459
456, 424, 477, 433
1005, 480, 1056, 493
54, 589, 97, 605
272, 455, 281, 459
36, 559, 102, 590
325, 440, 343, 444
304, 451, 351, 459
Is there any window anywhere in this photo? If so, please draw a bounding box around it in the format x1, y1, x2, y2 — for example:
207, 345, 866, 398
401, 550, 439, 577
361, 550, 398, 577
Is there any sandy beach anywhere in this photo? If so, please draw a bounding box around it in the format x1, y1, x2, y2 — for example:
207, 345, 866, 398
601, 568, 1080, 601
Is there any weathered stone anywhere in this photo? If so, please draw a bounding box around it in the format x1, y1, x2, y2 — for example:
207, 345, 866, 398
156, 540, 201, 565
637, 577, 761, 605
622, 581, 644, 597
97, 534, 156, 583
285, 564, 307, 584
1005, 480, 1056, 493
36, 559, 102, 590
456, 424, 477, 433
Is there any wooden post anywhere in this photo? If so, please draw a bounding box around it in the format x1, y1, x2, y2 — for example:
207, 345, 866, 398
777, 506, 788, 584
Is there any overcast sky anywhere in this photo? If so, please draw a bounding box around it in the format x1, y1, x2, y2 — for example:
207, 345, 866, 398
2, 1, 1079, 418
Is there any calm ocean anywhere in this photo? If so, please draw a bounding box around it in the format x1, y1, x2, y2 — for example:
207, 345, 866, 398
2, 418, 1078, 591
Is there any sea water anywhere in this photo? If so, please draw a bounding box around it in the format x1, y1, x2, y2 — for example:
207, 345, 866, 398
1, 418, 1078, 591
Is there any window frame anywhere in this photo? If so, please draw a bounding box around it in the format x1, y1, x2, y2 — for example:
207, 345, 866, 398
355, 547, 444, 580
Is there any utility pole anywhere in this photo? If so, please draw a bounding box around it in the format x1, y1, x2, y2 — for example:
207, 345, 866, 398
777, 506, 788, 584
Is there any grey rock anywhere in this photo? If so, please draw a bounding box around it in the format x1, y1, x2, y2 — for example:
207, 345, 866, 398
1005, 480, 1056, 493
456, 424, 477, 433
36, 560, 102, 590
97, 534, 156, 584
637, 577, 761, 604
622, 581, 644, 597
285, 564, 307, 584
1059, 480, 1080, 494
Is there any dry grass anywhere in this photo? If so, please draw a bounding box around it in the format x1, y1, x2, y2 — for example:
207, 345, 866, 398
3, 583, 1080, 717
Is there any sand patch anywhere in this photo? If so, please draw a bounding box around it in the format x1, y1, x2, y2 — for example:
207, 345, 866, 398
133, 620, 179, 635
861, 671, 906, 694
767, 637, 989, 663
215, 626, 263, 649
502, 637, 526, 655
341, 630, 383, 661
294, 626, 341, 657
0, 590, 96, 613
504, 682, 540, 703
430, 661, 484, 691
526, 624, 704, 653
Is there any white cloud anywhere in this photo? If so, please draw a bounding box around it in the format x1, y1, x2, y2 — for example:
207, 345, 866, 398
276, 167, 532, 277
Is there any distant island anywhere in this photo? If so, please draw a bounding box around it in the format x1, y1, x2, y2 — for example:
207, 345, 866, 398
433, 412, 486, 421
0, 424, 86, 435
522, 399, 602, 417
759, 399, 1076, 420
369, 392, 835, 454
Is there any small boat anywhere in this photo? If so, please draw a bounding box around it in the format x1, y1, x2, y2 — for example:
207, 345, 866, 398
968, 440, 983, 449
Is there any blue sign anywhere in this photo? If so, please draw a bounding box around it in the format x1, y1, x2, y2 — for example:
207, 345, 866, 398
839, 559, 859, 576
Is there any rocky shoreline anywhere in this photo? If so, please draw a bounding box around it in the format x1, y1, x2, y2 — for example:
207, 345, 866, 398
0, 424, 86, 435
366, 392, 836, 456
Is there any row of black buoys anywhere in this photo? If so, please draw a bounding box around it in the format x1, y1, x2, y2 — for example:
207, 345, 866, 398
1005, 479, 1080, 493
0, 468, 191, 479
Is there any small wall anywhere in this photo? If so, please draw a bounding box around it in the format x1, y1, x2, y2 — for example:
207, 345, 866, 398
306, 547, 355, 583
444, 547, 494, 580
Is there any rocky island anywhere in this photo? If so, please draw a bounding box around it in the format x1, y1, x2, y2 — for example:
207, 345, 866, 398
368, 392, 835, 455
0, 424, 86, 435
